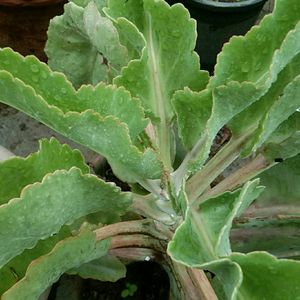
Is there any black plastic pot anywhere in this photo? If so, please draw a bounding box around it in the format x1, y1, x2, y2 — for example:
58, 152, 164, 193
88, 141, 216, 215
167, 0, 268, 72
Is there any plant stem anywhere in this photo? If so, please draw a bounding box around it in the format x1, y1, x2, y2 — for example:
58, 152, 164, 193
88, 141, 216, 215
198, 153, 273, 202
166, 259, 218, 300
187, 135, 247, 203
110, 244, 218, 300
132, 194, 175, 225
94, 219, 171, 242
145, 12, 172, 170
94, 220, 217, 300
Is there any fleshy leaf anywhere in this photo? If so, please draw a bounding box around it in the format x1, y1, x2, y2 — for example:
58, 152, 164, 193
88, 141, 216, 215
0, 167, 131, 268
174, 0, 300, 175
0, 67, 162, 182
0, 48, 147, 140
210, 0, 300, 88
46, 1, 128, 87
2, 230, 110, 300
256, 154, 300, 205
249, 75, 300, 152
0, 227, 71, 295
168, 180, 263, 266
231, 155, 300, 258
172, 89, 212, 150
230, 252, 300, 300
0, 138, 89, 205
112, 0, 209, 167
68, 255, 126, 282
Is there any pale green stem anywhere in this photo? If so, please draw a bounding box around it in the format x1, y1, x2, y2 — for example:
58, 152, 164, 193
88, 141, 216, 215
187, 136, 247, 204
132, 194, 175, 225
145, 12, 172, 170
198, 154, 273, 203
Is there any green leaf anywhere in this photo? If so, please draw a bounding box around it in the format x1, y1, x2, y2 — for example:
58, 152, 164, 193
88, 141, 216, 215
256, 154, 300, 205
168, 180, 263, 266
253, 75, 300, 149
2, 230, 110, 300
210, 0, 300, 88
230, 252, 300, 300
173, 89, 212, 150
0, 227, 71, 295
68, 255, 126, 282
0, 48, 147, 140
0, 167, 131, 268
175, 1, 300, 175
0, 65, 162, 182
0, 138, 89, 205
203, 259, 242, 300
46, 1, 129, 87
112, 0, 209, 167
230, 155, 300, 259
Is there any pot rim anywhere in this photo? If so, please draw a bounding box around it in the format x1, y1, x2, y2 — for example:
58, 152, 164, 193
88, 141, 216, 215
189, 0, 267, 8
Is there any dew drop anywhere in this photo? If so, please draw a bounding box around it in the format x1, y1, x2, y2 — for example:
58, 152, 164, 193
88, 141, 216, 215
61, 88, 67, 94
30, 64, 39, 73
241, 64, 250, 73
172, 30, 181, 38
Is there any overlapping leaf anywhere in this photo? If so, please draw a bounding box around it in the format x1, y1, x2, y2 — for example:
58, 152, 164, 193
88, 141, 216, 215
0, 167, 131, 268
173, 0, 300, 175
256, 153, 300, 205
168, 180, 263, 266
2, 230, 110, 300
211, 0, 300, 88
46, 1, 128, 87
110, 0, 209, 167
0, 48, 147, 140
258, 105, 300, 161
0, 138, 89, 205
231, 156, 300, 258
187, 252, 300, 300
0, 227, 71, 295
0, 48, 162, 182
230, 252, 300, 300
68, 255, 126, 282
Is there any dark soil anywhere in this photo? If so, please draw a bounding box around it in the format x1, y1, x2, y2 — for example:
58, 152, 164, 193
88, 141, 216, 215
0, 2, 66, 61
49, 262, 170, 300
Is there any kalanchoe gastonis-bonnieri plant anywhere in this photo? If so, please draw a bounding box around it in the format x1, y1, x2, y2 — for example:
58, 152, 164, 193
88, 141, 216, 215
0, 0, 300, 299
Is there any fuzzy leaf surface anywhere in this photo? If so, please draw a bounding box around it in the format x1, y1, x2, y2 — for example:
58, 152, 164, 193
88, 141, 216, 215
231, 252, 300, 300
46, 1, 128, 87
168, 180, 263, 266
0, 227, 71, 295
0, 138, 89, 205
211, 0, 300, 88
111, 0, 209, 166
0, 48, 147, 140
0, 58, 162, 181
0, 168, 131, 268
68, 255, 126, 282
174, 0, 300, 174
2, 230, 110, 300
256, 153, 300, 206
